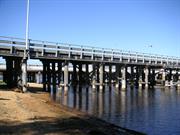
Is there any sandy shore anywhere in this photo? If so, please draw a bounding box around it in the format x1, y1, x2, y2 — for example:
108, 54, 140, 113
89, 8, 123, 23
0, 83, 145, 135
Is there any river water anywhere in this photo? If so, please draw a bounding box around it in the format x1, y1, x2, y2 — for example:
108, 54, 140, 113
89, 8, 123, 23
51, 85, 180, 135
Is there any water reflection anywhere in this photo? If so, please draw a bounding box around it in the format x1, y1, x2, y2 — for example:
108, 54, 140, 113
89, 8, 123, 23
51, 85, 180, 135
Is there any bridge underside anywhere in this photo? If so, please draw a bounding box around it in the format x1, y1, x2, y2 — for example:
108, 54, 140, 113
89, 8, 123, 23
1, 56, 180, 93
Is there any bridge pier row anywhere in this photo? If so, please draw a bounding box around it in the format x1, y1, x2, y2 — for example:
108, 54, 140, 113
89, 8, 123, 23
121, 66, 126, 90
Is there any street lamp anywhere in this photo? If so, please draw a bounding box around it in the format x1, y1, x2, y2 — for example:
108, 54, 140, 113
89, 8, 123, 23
22, 0, 30, 93
25, 0, 30, 51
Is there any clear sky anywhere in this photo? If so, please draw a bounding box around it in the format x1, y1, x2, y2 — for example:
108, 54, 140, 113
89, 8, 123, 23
0, 0, 180, 57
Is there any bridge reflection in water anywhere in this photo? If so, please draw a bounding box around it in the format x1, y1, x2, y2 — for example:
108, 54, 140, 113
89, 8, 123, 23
50, 85, 180, 135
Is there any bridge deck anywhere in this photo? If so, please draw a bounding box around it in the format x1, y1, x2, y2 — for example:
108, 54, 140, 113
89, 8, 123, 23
0, 36, 179, 68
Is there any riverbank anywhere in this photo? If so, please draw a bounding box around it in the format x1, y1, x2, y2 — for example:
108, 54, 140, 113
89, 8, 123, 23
0, 83, 145, 135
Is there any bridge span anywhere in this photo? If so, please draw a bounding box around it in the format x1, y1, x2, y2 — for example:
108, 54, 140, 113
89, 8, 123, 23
0, 36, 180, 93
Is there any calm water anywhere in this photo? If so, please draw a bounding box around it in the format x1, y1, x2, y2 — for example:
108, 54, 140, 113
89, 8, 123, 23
51, 85, 180, 135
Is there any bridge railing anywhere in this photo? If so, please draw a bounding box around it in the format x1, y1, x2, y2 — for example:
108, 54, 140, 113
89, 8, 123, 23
0, 36, 180, 65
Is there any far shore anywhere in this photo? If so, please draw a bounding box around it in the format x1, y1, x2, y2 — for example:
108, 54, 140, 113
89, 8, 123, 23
0, 83, 145, 135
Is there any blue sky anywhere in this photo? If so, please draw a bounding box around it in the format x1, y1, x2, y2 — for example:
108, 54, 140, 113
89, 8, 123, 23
0, 0, 180, 57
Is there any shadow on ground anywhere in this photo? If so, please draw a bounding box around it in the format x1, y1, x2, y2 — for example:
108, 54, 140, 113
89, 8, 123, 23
0, 116, 139, 135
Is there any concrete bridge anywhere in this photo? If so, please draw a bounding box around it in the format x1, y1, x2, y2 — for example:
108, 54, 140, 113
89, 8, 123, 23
0, 36, 180, 93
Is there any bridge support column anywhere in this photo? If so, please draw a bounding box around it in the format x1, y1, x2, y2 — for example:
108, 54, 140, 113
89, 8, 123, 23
72, 63, 77, 86
99, 63, 104, 92
109, 64, 112, 85
162, 69, 166, 86
96, 64, 99, 84
145, 67, 149, 88
135, 67, 139, 88
169, 69, 173, 87
177, 74, 180, 89
21, 59, 27, 92
46, 61, 52, 92
92, 64, 96, 90
79, 63, 83, 86
42, 61, 47, 91
86, 64, 89, 85
138, 67, 143, 89
64, 62, 69, 94
58, 62, 62, 84
121, 66, 126, 90
130, 66, 134, 88
149, 68, 156, 88
36, 71, 41, 84
14, 59, 21, 86
115, 64, 120, 89
5, 57, 13, 88
52, 62, 56, 93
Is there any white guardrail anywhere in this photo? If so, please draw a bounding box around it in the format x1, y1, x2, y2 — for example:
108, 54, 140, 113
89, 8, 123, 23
0, 36, 180, 64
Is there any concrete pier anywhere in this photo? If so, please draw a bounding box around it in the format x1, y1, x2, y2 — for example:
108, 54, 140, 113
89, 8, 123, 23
72, 63, 77, 86
130, 66, 134, 88
145, 67, 149, 88
138, 68, 143, 89
21, 59, 27, 92
64, 62, 69, 94
92, 64, 96, 90
121, 66, 126, 90
78, 63, 83, 85
109, 65, 112, 84
47, 62, 51, 91
99, 64, 104, 92
58, 62, 62, 84
115, 64, 120, 89
52, 62, 56, 92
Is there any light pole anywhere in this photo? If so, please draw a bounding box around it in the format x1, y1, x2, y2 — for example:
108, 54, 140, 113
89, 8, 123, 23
22, 0, 30, 92
25, 0, 30, 50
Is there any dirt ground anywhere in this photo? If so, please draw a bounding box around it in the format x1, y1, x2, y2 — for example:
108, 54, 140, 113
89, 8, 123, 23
0, 83, 144, 135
